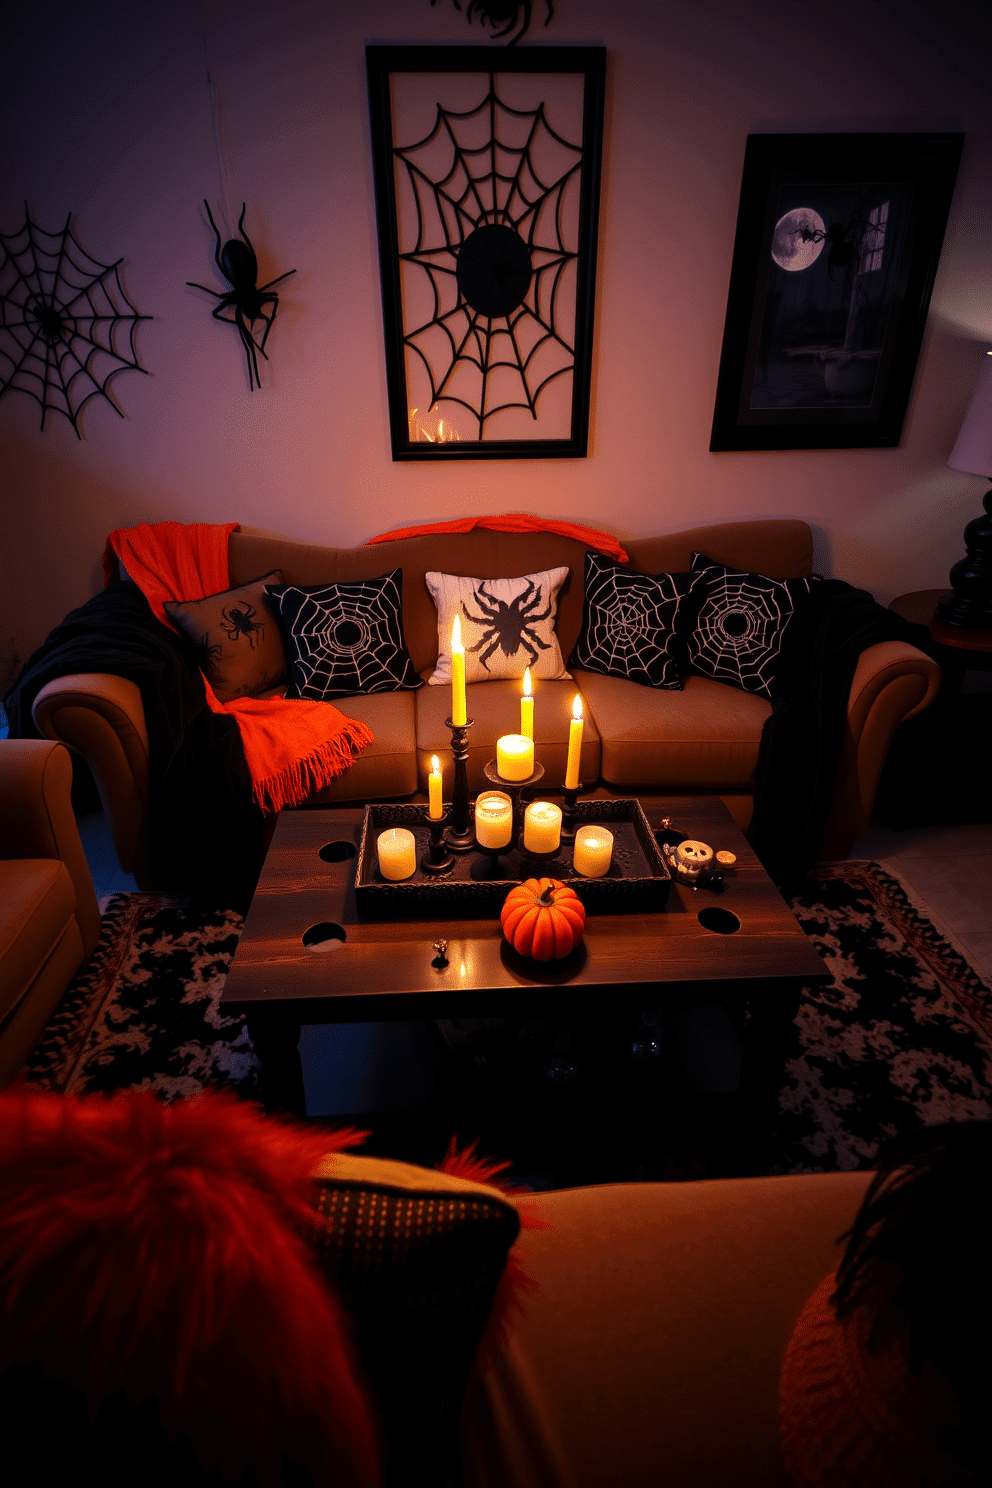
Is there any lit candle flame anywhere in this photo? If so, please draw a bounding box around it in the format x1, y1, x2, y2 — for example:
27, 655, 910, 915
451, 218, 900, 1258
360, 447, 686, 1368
431, 754, 440, 774
523, 667, 532, 697
452, 614, 463, 653
573, 694, 583, 720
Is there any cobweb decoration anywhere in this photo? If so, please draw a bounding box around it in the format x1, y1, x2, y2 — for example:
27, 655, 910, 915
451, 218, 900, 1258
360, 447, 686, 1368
394, 76, 584, 439
0, 206, 149, 437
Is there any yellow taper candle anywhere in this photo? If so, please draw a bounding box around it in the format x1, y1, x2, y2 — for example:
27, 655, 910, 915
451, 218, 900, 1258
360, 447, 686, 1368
564, 694, 583, 790
428, 754, 443, 820
450, 614, 467, 727
520, 667, 534, 740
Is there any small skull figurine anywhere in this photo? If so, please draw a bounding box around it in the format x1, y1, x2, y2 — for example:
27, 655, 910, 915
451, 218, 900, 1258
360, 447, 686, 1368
674, 839, 715, 884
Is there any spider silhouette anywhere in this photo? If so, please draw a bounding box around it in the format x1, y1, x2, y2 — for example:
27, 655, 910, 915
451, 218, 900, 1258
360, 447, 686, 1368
187, 201, 296, 390
461, 580, 553, 670
220, 601, 265, 649
431, 0, 554, 45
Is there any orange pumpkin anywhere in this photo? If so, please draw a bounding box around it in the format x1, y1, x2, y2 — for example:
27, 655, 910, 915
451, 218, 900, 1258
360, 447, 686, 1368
500, 877, 586, 961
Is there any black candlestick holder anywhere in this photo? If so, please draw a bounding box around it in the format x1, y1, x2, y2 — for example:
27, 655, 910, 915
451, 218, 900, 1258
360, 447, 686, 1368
560, 781, 583, 842
421, 808, 454, 875
482, 758, 545, 852
444, 716, 475, 852
470, 843, 511, 879
518, 841, 562, 876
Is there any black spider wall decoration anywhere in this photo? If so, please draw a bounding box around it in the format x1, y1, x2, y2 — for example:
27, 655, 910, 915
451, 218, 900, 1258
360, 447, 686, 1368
461, 580, 553, 670
220, 601, 265, 648
430, 0, 554, 45
187, 201, 295, 390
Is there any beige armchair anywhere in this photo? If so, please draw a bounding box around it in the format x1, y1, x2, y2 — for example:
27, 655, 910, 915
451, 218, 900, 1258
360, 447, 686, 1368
0, 739, 101, 1084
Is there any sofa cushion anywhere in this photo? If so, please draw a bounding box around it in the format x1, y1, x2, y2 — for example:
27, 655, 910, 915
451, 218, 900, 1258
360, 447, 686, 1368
576, 669, 770, 789
683, 555, 819, 699
266, 569, 422, 700
416, 677, 601, 793
461, 1170, 873, 1488
308, 690, 420, 802
0, 860, 77, 1024
570, 550, 686, 690
163, 571, 287, 701
426, 568, 570, 685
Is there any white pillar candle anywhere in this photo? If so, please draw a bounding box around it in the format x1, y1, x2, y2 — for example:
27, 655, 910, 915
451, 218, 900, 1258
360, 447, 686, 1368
496, 733, 534, 781
450, 615, 467, 727
523, 801, 562, 854
474, 791, 513, 850
377, 827, 417, 881
428, 755, 443, 820
572, 824, 614, 878
564, 694, 583, 790
520, 667, 534, 740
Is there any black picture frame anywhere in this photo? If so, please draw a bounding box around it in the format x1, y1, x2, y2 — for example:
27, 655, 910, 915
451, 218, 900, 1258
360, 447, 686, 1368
367, 45, 605, 460
710, 132, 963, 451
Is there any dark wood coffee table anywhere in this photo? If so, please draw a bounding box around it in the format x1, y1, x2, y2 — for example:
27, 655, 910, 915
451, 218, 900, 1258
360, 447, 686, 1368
221, 794, 829, 1124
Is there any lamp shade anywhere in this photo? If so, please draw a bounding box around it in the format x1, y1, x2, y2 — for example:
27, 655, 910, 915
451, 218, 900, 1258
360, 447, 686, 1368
948, 352, 992, 478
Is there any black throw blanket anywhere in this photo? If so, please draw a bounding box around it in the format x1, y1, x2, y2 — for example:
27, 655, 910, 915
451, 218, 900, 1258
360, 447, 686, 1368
4, 583, 265, 909
747, 580, 933, 876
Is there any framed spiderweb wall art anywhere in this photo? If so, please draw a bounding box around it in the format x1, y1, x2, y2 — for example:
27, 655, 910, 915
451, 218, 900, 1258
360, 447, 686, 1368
367, 46, 605, 460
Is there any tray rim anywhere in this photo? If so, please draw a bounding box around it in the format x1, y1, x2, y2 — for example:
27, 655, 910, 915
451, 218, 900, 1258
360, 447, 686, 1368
354, 796, 672, 913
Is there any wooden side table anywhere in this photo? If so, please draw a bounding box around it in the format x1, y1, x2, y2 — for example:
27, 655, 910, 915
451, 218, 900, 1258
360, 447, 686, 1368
890, 589, 992, 696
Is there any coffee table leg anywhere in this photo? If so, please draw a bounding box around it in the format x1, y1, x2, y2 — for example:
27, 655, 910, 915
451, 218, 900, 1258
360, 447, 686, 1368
737, 984, 803, 1154
247, 1009, 307, 1117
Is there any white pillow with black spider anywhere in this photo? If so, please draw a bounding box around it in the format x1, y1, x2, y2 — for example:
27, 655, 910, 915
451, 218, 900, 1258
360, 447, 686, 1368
569, 551, 685, 689
265, 569, 422, 699
426, 568, 571, 685
683, 553, 820, 699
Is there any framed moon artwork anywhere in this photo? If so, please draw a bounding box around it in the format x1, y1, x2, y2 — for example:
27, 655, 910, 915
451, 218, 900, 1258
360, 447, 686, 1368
366, 46, 605, 460
710, 132, 963, 451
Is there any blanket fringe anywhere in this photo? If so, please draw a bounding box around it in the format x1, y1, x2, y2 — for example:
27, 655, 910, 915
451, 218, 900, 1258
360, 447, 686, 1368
251, 719, 374, 814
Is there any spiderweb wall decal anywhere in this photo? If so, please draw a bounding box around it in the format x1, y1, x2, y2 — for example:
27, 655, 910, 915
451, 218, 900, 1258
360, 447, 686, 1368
0, 206, 149, 437
393, 74, 583, 442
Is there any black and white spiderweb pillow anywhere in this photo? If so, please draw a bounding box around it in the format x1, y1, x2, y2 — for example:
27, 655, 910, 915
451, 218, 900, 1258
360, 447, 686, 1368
569, 551, 685, 689
683, 553, 819, 698
265, 569, 422, 700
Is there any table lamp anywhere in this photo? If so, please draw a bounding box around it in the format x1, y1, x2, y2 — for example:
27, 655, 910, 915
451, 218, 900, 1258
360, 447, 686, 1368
937, 350, 992, 629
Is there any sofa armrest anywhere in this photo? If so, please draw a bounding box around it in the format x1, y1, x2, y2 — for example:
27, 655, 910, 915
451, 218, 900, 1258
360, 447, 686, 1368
0, 740, 100, 959
32, 674, 152, 885
820, 640, 941, 860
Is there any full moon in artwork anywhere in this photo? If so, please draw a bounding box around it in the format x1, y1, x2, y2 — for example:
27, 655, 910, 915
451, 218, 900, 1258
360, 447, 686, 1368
771, 208, 827, 271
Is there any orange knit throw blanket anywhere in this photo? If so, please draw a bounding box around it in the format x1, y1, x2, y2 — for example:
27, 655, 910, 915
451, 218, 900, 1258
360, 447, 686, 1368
779, 1272, 960, 1486
103, 522, 373, 814
366, 512, 629, 563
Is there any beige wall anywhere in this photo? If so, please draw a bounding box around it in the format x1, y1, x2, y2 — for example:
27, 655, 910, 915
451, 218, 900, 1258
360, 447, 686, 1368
1, 0, 990, 676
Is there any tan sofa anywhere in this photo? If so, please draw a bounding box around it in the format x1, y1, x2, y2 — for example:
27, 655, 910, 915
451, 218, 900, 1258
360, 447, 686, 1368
0, 740, 100, 1083
460, 1164, 873, 1488
31, 519, 939, 887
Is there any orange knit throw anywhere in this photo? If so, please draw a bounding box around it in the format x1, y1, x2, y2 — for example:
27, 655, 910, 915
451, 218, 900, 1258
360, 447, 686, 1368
778, 1272, 960, 1486
366, 512, 629, 563
103, 522, 373, 814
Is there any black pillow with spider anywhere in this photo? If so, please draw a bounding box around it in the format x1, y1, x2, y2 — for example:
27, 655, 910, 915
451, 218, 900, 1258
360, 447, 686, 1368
568, 551, 688, 690
426, 567, 571, 685
164, 571, 288, 702
265, 569, 423, 701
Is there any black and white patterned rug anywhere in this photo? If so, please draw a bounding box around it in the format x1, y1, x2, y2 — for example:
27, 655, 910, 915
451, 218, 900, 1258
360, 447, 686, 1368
25, 864, 992, 1176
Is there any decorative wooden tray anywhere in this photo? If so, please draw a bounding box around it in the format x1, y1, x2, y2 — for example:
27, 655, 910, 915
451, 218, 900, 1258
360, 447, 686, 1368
354, 798, 672, 917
